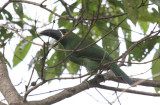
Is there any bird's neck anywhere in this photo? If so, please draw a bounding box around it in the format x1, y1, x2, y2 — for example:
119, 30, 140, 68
60, 38, 67, 46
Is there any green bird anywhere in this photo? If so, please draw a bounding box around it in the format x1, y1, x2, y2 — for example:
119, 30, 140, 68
40, 29, 134, 84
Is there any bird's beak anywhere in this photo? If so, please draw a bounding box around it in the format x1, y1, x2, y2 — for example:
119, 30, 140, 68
39, 29, 62, 38
39, 30, 60, 36
39, 29, 62, 39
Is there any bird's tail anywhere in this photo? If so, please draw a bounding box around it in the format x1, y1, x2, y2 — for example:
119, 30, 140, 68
109, 63, 134, 84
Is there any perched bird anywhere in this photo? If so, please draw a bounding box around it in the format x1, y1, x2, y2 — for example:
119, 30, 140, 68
40, 29, 134, 84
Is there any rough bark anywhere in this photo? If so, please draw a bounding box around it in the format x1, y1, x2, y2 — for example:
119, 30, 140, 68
0, 54, 23, 104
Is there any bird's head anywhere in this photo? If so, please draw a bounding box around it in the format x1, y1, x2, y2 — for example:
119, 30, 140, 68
40, 29, 69, 45
40, 29, 68, 39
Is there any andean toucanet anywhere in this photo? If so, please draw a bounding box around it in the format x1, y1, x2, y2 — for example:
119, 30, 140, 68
40, 29, 134, 84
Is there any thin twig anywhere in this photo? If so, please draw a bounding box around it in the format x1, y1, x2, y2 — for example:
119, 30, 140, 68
118, 27, 160, 66
111, 72, 160, 104
97, 84, 160, 97
0, 0, 10, 13
75, 17, 127, 52
23, 81, 46, 102
59, 0, 74, 18
10, 0, 127, 20
46, 72, 91, 81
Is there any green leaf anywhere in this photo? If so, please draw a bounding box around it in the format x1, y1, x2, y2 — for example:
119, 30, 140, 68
82, 0, 103, 18
151, 8, 160, 19
29, 27, 37, 38
82, 0, 102, 13
46, 47, 65, 78
48, 7, 57, 22
92, 26, 103, 38
128, 36, 159, 62
58, 12, 73, 28
138, 20, 149, 34
12, 21, 24, 28
13, 2, 24, 28
0, 13, 3, 19
139, 14, 159, 23
122, 0, 138, 25
102, 29, 119, 59
35, 45, 65, 79
0, 28, 13, 48
108, 0, 124, 9
0, 52, 11, 69
13, 2, 23, 19
152, 49, 160, 92
34, 45, 50, 79
49, 14, 53, 23
150, 0, 160, 6
23, 14, 32, 20
67, 60, 80, 74
118, 17, 132, 65
138, 4, 160, 23
94, 20, 107, 35
4, 57, 12, 69
13, 36, 32, 67
2, 9, 12, 20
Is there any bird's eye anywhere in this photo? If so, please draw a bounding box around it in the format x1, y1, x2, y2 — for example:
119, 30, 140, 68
64, 31, 69, 35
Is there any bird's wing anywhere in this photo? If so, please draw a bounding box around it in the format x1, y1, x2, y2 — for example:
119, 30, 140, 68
76, 41, 113, 62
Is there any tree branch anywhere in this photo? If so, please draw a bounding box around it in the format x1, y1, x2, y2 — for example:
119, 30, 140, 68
103, 71, 160, 87
9, 0, 127, 20
97, 84, 160, 96
0, 101, 7, 105
0, 0, 10, 13
0, 53, 23, 104
59, 0, 74, 18
15, 71, 160, 105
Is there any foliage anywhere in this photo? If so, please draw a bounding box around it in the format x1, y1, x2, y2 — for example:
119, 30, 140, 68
1, 0, 160, 91
34, 44, 66, 79
13, 36, 33, 67
152, 48, 160, 92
